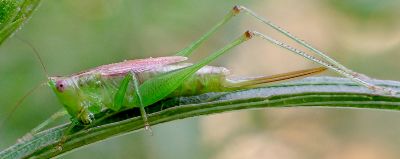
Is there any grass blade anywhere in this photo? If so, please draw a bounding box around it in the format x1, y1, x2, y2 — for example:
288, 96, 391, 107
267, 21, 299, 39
0, 0, 41, 45
1, 76, 400, 159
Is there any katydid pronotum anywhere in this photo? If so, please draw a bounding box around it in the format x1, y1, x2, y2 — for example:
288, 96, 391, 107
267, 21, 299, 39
2, 5, 397, 149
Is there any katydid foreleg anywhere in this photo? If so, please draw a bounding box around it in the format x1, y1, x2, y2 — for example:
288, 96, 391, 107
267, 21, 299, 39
56, 71, 150, 150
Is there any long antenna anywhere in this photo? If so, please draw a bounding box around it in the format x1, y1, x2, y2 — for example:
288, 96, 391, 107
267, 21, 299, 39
0, 83, 45, 133
0, 36, 49, 134
16, 36, 49, 78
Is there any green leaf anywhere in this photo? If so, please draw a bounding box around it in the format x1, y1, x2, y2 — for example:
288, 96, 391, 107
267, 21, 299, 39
0, 0, 18, 26
1, 76, 400, 159
0, 0, 41, 45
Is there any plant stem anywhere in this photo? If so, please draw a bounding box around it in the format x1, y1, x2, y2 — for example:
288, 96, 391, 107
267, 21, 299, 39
1, 76, 400, 159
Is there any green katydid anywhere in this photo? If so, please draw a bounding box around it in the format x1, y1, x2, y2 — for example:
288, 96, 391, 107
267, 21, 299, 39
2, 5, 397, 145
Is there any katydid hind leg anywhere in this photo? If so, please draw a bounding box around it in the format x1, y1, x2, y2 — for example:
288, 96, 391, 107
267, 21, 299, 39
235, 6, 359, 77
175, 6, 241, 57
246, 31, 397, 95
174, 5, 392, 94
225, 67, 327, 89
234, 6, 396, 95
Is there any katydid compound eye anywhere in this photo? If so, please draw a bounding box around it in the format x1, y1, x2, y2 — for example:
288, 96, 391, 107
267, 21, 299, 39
56, 80, 66, 92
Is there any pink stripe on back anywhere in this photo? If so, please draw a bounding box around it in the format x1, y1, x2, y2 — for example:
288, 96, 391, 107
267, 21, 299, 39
72, 56, 188, 77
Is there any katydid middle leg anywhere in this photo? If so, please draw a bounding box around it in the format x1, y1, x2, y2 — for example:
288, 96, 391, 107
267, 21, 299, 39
112, 71, 151, 131
131, 72, 152, 132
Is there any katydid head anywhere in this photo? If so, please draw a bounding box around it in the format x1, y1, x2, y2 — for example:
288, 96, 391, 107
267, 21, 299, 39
48, 77, 82, 121
48, 76, 96, 124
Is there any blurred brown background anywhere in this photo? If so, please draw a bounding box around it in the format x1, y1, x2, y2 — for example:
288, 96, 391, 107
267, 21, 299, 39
1, 0, 400, 158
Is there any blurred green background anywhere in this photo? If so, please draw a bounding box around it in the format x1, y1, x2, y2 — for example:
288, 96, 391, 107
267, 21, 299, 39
1, 0, 400, 158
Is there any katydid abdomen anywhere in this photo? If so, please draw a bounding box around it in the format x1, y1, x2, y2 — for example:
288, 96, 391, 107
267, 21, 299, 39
142, 63, 230, 96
